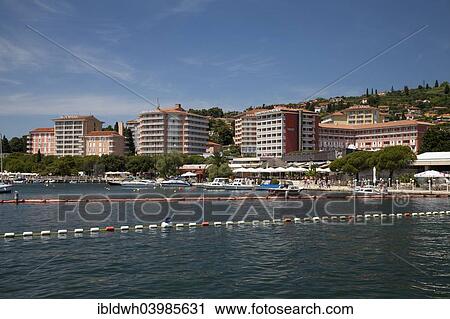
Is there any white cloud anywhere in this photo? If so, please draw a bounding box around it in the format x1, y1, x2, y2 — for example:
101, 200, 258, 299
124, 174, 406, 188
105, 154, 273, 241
0, 78, 22, 85
0, 93, 151, 117
32, 0, 73, 15
157, 0, 214, 19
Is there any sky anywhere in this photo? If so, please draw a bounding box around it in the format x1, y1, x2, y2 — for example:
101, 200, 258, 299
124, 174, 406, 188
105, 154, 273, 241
0, 0, 450, 137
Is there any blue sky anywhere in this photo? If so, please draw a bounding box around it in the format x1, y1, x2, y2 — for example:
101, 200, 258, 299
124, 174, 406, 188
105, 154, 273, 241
0, 0, 449, 136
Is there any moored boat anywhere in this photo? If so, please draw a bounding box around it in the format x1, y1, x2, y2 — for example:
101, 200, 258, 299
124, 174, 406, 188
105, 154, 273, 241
160, 179, 191, 187
353, 185, 388, 196
0, 182, 13, 193
121, 179, 156, 187
223, 178, 255, 190
202, 178, 229, 190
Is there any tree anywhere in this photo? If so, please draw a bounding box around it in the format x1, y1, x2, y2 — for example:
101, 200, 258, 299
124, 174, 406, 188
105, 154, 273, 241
366, 88, 369, 97
445, 83, 450, 95
404, 86, 409, 95
114, 122, 119, 132
9, 136, 27, 152
435, 80, 439, 88
419, 125, 450, 153
375, 146, 416, 179
155, 153, 183, 178
391, 85, 394, 93
1, 135, 11, 153
124, 128, 135, 155
209, 119, 234, 145
371, 88, 374, 95
426, 83, 430, 89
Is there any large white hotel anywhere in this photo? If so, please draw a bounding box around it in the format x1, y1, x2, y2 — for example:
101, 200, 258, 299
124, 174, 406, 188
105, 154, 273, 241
136, 104, 209, 155
234, 107, 320, 158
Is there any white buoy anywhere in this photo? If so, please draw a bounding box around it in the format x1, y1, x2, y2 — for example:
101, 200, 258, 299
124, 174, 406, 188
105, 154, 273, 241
331, 216, 338, 221
356, 215, 363, 220
120, 226, 129, 231
432, 211, 439, 215
426, 212, 432, 216
339, 216, 347, 221
373, 214, 380, 218
74, 228, 84, 233
252, 220, 259, 225
58, 229, 67, 235
439, 211, 445, 215
446, 211, 450, 215
263, 219, 271, 224
135, 225, 144, 230
226, 221, 233, 226
214, 221, 222, 227
161, 222, 171, 228
40, 230, 51, 236
273, 219, 282, 224
313, 217, 320, 223
22, 231, 33, 237
381, 214, 387, 218
4, 232, 15, 238
175, 223, 184, 228
149, 224, 158, 229
419, 212, 425, 216
388, 213, 395, 217
90, 227, 100, 232
238, 220, 245, 225
294, 217, 301, 223
322, 216, 329, 222
189, 222, 197, 227
396, 213, 403, 218
412, 213, 418, 217
364, 214, 372, 219
303, 217, 312, 222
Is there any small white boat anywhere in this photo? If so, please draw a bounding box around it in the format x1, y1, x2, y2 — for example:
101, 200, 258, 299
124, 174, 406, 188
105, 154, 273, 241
121, 179, 156, 187
353, 185, 387, 196
203, 178, 229, 190
160, 179, 191, 187
268, 184, 303, 196
0, 182, 13, 193
223, 178, 255, 190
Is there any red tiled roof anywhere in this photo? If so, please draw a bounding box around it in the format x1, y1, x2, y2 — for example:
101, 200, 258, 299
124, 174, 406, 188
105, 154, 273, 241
319, 120, 433, 130
30, 127, 54, 133
85, 131, 122, 137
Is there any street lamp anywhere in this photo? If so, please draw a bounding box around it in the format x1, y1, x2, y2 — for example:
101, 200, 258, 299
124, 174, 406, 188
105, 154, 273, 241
396, 179, 399, 190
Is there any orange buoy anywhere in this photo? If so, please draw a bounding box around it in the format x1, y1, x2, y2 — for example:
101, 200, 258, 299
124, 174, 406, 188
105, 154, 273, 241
202, 221, 209, 226
105, 226, 115, 232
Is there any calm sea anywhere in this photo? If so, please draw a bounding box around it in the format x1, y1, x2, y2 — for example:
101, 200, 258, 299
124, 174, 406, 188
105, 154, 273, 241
0, 184, 449, 298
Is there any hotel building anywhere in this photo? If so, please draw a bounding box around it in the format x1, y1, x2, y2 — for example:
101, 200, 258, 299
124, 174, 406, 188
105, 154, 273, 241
322, 105, 387, 125
256, 107, 320, 158
53, 115, 103, 156
84, 131, 125, 156
319, 120, 432, 153
27, 128, 55, 155
137, 104, 209, 155
234, 109, 258, 156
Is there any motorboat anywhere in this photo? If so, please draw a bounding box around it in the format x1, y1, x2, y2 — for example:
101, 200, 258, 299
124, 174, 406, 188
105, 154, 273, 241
223, 178, 255, 190
353, 185, 388, 196
0, 182, 13, 193
121, 179, 156, 187
202, 178, 229, 190
256, 180, 281, 191
268, 183, 303, 196
159, 179, 191, 187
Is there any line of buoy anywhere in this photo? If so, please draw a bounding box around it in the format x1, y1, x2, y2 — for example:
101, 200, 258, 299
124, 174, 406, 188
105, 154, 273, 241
2, 211, 450, 239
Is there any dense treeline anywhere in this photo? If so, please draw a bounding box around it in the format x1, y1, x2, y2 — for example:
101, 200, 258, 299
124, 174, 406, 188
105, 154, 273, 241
3, 153, 202, 177
419, 124, 450, 153
2, 152, 233, 180
330, 146, 416, 179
